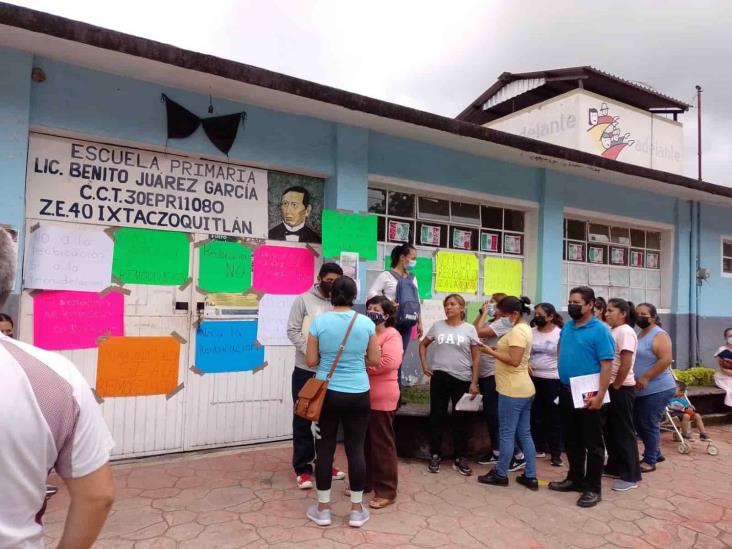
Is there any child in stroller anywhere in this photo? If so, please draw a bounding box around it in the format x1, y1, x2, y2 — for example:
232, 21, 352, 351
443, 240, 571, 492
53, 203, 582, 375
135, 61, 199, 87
668, 381, 709, 441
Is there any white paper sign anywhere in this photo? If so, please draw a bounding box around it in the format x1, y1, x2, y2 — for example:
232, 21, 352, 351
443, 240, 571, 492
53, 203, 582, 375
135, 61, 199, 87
25, 133, 268, 237
569, 373, 611, 409
420, 299, 446, 339
24, 224, 113, 291
257, 294, 298, 346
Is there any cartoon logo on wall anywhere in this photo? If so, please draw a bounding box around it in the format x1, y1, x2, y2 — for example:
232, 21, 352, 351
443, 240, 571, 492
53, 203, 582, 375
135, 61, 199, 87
587, 103, 635, 161
267, 171, 324, 243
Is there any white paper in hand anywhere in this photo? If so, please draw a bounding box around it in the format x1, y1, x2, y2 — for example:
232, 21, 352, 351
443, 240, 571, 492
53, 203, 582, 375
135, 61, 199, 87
569, 374, 610, 409
455, 393, 482, 412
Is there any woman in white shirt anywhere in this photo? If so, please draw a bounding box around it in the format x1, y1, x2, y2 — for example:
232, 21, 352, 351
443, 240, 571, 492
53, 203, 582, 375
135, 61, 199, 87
529, 303, 563, 467
367, 244, 422, 388
603, 298, 642, 492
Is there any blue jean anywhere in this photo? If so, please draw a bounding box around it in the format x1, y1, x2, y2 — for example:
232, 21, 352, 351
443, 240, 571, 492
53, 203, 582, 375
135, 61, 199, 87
496, 394, 536, 478
634, 387, 675, 466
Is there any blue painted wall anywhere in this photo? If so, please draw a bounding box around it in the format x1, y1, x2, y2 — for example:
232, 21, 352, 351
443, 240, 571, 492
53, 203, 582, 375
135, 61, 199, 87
2, 49, 732, 328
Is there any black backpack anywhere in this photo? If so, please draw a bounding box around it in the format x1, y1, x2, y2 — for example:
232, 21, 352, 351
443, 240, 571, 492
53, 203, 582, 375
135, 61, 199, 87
389, 270, 421, 329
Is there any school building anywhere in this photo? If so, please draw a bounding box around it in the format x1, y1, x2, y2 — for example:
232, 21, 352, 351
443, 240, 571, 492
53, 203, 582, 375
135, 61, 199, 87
1, 5, 732, 459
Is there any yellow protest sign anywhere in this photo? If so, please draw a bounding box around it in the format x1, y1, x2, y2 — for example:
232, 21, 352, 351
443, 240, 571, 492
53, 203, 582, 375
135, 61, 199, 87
483, 257, 523, 296
435, 252, 478, 294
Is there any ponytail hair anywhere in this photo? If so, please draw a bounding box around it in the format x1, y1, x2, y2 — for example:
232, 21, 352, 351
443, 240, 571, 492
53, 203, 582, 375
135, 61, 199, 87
535, 302, 564, 328
608, 298, 636, 327
497, 295, 532, 317
390, 244, 416, 269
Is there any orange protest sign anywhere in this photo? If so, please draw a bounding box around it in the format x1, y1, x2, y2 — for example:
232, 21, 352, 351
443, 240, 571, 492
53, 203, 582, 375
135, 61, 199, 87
96, 336, 180, 397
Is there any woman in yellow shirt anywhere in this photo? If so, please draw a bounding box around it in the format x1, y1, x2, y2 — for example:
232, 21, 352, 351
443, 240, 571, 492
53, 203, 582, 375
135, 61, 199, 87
477, 296, 537, 490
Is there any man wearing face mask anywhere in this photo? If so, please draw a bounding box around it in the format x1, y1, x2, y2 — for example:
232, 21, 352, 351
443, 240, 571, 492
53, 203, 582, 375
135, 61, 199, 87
548, 286, 615, 508
287, 262, 346, 489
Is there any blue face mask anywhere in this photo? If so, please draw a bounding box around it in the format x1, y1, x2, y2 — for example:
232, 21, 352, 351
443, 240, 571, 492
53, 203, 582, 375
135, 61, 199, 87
406, 260, 417, 271
499, 317, 513, 329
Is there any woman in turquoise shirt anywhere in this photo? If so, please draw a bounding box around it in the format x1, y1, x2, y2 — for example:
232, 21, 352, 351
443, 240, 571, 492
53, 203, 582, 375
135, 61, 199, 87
305, 276, 381, 528
634, 303, 676, 472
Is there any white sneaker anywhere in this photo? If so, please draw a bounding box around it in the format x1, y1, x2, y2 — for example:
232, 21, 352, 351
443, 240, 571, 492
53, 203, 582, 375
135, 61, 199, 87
349, 504, 370, 528
306, 504, 332, 526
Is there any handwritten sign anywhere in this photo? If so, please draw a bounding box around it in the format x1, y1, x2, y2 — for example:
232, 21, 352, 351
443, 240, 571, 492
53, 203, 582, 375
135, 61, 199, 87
252, 245, 314, 294
257, 294, 298, 346
198, 240, 252, 293
195, 320, 265, 373
321, 210, 377, 260
25, 133, 268, 237
483, 257, 522, 297
24, 224, 113, 291
420, 299, 446, 339
435, 251, 478, 294
34, 290, 124, 350
96, 336, 180, 397
382, 256, 433, 299
112, 228, 189, 285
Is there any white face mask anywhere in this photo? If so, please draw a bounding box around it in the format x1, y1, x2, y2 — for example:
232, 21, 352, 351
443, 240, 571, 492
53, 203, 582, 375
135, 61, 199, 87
727, 337, 732, 346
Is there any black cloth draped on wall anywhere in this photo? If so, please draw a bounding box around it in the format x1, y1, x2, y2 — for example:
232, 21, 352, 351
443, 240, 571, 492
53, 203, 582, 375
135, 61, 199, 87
161, 94, 246, 155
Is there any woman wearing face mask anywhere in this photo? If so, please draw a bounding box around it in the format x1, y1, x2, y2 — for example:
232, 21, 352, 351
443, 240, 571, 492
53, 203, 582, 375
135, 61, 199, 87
363, 296, 403, 509
529, 303, 563, 467
420, 294, 481, 476
477, 296, 537, 490
713, 328, 732, 407
473, 293, 520, 466
603, 299, 642, 491
367, 243, 423, 387
633, 303, 676, 473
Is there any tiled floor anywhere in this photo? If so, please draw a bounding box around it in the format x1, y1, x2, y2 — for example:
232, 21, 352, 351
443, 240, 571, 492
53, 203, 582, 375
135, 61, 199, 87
43, 423, 732, 548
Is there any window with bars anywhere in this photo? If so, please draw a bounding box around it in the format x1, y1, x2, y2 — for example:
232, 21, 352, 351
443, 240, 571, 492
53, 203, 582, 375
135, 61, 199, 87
722, 238, 732, 277
562, 218, 664, 306
366, 186, 526, 299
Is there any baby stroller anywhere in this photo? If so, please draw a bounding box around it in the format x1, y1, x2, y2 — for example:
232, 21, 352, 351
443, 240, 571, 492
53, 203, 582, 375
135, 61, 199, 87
661, 396, 719, 456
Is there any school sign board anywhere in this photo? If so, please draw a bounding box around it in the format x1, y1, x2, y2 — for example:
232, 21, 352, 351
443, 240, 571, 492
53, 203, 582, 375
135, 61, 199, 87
25, 134, 268, 237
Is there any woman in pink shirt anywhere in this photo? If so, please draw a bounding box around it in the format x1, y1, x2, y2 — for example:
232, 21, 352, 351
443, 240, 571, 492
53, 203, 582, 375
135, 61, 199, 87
364, 296, 404, 509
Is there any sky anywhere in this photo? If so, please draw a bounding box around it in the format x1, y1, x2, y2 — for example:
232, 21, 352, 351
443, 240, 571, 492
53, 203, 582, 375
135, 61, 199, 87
9, 0, 732, 186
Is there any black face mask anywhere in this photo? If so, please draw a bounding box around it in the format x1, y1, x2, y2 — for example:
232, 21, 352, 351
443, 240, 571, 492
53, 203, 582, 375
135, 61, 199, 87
533, 317, 548, 328
367, 311, 386, 325
319, 281, 332, 297
567, 304, 584, 320
636, 317, 651, 329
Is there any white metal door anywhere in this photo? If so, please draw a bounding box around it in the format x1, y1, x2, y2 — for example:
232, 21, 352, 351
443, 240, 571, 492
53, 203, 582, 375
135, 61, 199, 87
19, 219, 193, 459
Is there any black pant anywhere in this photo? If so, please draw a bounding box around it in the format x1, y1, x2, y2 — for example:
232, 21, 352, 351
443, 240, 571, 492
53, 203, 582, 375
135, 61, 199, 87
605, 385, 642, 483
479, 376, 499, 452
430, 370, 470, 458
530, 377, 562, 460
292, 368, 316, 475
315, 389, 370, 492
559, 384, 605, 494
395, 324, 412, 387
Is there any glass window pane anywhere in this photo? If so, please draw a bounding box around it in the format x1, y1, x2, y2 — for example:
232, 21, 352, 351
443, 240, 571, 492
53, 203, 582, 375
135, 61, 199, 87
387, 191, 415, 217
646, 231, 661, 250
587, 244, 608, 264
630, 249, 645, 268
610, 227, 630, 246
566, 219, 586, 241
419, 196, 450, 223
503, 233, 523, 255
481, 206, 503, 229
451, 201, 480, 226
646, 251, 660, 269
723, 241, 732, 258
480, 231, 502, 253
417, 222, 447, 247
566, 241, 585, 262
377, 216, 385, 242
609, 246, 628, 266
630, 229, 645, 248
724, 257, 732, 274
367, 188, 386, 214
386, 218, 413, 244
504, 209, 525, 232
588, 224, 610, 243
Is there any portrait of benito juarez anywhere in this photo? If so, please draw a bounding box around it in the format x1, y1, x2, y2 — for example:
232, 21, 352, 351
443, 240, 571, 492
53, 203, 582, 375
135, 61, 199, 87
267, 172, 323, 244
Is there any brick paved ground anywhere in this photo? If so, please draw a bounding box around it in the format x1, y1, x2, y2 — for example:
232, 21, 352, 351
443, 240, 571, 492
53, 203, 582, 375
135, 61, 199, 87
43, 422, 732, 548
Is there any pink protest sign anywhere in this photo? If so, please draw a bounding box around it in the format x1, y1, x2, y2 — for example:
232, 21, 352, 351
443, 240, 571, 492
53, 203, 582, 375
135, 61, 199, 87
253, 245, 315, 294
34, 290, 124, 350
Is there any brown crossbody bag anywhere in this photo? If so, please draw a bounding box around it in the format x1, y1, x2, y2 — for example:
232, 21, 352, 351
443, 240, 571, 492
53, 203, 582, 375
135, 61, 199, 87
295, 312, 359, 422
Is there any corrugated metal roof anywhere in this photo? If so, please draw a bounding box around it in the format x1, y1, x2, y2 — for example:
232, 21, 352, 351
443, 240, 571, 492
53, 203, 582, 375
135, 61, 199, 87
482, 77, 545, 110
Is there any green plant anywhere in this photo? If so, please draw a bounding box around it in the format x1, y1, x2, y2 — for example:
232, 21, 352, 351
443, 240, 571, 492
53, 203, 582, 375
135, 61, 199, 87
401, 384, 430, 404
674, 366, 715, 386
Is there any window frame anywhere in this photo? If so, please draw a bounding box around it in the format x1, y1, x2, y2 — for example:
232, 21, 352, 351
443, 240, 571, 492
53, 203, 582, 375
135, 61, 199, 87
722, 236, 732, 278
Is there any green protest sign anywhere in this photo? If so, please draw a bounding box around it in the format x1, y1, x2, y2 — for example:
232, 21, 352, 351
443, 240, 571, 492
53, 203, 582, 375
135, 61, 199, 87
322, 210, 377, 260
198, 240, 252, 293
112, 228, 189, 285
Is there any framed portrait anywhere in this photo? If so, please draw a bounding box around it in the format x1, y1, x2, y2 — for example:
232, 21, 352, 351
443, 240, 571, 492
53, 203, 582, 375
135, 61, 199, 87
267, 171, 324, 244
